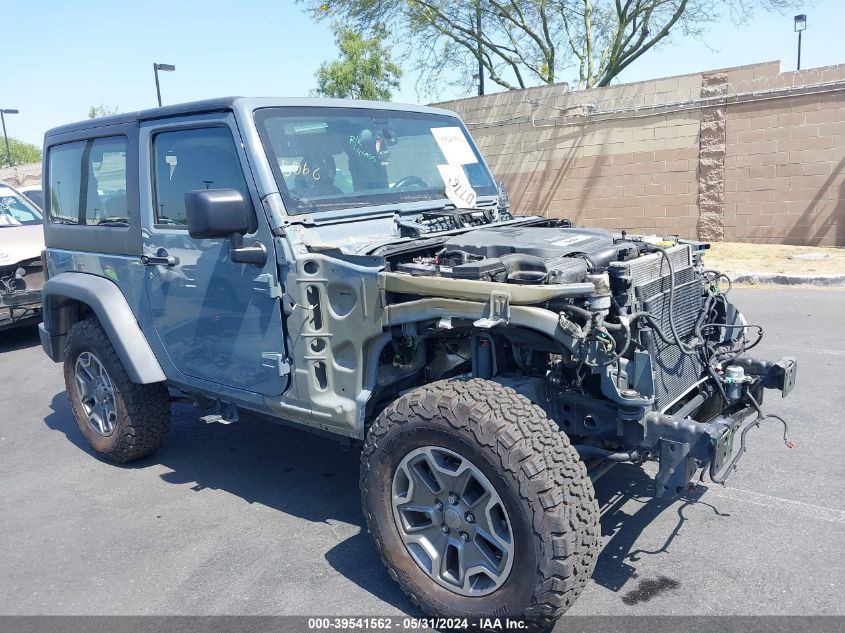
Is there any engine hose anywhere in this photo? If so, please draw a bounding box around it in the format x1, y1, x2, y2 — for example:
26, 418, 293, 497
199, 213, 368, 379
699, 323, 765, 350
560, 303, 593, 320
628, 303, 717, 353
693, 294, 715, 340
628, 310, 678, 347
650, 245, 699, 356
603, 317, 632, 360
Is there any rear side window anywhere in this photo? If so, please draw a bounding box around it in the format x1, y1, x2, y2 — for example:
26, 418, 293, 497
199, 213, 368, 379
48, 136, 128, 226
152, 126, 252, 228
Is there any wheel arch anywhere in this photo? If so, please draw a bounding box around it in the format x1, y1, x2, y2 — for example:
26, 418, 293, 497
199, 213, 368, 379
363, 305, 575, 426
40, 272, 166, 384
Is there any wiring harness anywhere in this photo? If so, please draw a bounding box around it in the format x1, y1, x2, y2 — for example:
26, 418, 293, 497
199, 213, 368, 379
555, 242, 780, 416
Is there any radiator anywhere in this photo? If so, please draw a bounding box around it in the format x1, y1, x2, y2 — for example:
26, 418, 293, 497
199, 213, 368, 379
616, 245, 705, 410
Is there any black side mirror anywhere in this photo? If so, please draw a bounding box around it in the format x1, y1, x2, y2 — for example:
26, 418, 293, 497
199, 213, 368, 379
184, 188, 267, 266
185, 189, 251, 239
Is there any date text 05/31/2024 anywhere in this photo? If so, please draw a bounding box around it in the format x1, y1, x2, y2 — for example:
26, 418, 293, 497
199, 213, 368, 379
306, 617, 529, 630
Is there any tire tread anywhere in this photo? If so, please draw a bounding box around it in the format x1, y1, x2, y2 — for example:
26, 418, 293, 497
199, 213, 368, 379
360, 378, 600, 627
64, 317, 170, 463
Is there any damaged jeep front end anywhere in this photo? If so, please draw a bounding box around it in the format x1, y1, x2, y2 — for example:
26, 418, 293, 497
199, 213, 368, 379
507, 352, 796, 498
373, 221, 797, 498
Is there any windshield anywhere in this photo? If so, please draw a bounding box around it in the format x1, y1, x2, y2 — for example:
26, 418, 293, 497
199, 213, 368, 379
254, 107, 497, 215
0, 186, 43, 227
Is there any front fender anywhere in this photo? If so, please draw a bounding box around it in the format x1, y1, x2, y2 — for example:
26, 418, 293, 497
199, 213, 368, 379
40, 272, 166, 384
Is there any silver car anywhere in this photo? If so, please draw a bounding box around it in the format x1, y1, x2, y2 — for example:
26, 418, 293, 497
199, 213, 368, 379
0, 182, 45, 331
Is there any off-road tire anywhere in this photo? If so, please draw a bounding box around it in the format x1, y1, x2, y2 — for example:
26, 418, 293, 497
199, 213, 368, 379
360, 378, 600, 629
63, 316, 171, 463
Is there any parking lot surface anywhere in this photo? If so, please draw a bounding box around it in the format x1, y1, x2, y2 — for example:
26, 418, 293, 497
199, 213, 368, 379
0, 287, 843, 621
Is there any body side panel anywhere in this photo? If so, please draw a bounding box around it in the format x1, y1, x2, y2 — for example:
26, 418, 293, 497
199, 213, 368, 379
40, 270, 166, 383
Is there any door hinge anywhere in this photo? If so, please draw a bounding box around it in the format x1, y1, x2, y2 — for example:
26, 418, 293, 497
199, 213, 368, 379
261, 352, 291, 377
253, 273, 283, 299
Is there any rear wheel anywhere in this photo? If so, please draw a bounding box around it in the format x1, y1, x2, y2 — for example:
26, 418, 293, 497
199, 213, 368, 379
63, 316, 170, 463
360, 378, 600, 628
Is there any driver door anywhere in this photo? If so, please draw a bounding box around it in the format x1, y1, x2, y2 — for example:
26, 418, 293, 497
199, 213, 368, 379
140, 113, 288, 396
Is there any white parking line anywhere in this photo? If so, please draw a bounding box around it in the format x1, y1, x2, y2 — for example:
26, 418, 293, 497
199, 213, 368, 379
707, 486, 845, 524
759, 343, 845, 357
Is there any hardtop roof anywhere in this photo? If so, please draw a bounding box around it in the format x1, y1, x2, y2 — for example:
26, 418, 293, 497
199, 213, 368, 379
44, 97, 459, 139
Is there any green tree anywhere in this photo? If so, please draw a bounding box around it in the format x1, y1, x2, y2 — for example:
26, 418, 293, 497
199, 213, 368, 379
88, 104, 120, 118
2, 137, 41, 167
315, 24, 403, 100
302, 1, 795, 93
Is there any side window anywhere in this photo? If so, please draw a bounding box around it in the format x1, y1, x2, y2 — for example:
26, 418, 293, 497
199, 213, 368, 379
152, 126, 252, 227
48, 137, 128, 225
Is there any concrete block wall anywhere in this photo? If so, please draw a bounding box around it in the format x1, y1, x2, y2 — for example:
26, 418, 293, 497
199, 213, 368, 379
439, 60, 845, 247
722, 64, 845, 246
0, 162, 41, 188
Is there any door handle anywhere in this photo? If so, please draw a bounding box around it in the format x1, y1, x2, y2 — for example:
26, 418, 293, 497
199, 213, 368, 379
230, 236, 268, 266
141, 248, 179, 267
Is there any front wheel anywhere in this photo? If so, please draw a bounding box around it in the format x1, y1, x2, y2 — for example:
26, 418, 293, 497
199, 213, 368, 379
360, 378, 600, 628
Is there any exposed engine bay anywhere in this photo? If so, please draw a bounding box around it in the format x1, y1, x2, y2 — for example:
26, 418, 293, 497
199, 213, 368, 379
0, 184, 46, 331
394, 223, 631, 285
0, 258, 44, 331
369, 217, 798, 497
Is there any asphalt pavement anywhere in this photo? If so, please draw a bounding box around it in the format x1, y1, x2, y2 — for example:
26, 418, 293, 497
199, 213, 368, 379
0, 287, 843, 622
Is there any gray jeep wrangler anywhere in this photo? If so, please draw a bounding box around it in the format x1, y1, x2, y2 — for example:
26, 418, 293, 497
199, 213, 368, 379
39, 98, 797, 627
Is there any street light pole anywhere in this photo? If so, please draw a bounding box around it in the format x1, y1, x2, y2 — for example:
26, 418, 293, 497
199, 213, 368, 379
154, 63, 162, 107
153, 63, 176, 107
798, 30, 802, 71
1, 109, 19, 167
794, 14, 807, 71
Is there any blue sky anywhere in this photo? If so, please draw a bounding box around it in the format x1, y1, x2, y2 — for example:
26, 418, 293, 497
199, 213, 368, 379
3, 0, 844, 146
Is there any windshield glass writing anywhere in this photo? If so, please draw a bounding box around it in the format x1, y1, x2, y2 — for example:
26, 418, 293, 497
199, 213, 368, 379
254, 107, 497, 215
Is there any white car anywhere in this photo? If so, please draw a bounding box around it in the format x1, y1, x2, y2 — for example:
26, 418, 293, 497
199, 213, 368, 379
0, 182, 45, 331
16, 184, 44, 210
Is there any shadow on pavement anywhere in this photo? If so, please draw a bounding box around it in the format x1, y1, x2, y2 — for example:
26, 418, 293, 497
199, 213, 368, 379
44, 394, 418, 614
0, 323, 41, 353
44, 392, 730, 611
591, 462, 730, 597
